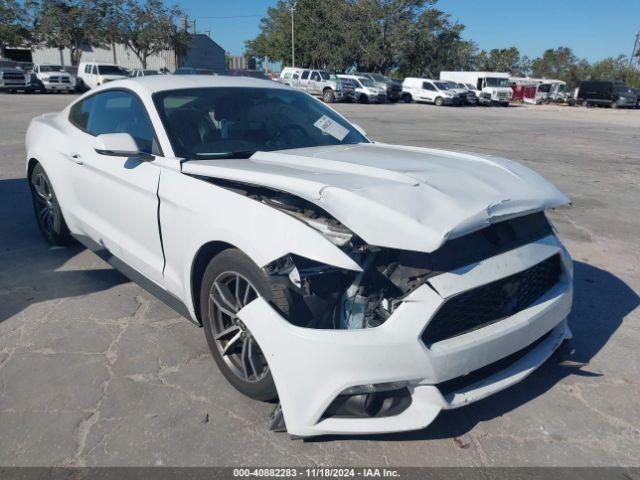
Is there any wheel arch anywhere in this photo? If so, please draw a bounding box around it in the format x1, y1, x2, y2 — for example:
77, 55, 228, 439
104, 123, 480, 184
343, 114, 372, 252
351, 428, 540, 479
27, 157, 40, 181
190, 240, 238, 325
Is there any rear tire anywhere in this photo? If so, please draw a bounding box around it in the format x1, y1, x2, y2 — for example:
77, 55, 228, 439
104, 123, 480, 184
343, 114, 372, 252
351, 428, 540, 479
29, 163, 71, 246
201, 249, 289, 402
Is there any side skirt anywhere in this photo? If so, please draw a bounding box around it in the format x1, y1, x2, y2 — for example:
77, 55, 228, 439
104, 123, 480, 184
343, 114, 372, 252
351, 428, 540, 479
72, 234, 199, 325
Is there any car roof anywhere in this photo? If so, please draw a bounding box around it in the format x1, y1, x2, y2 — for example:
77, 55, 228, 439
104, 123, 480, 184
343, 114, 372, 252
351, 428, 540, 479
94, 74, 288, 96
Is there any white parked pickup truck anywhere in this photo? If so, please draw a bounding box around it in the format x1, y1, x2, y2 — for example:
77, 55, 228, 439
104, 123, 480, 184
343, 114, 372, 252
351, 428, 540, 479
440, 71, 513, 106
77, 62, 128, 90
32, 64, 75, 93
279, 67, 354, 103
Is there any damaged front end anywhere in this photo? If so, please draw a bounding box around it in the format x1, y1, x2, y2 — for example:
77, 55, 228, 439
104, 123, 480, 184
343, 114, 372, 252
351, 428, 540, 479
205, 177, 558, 335
202, 177, 570, 436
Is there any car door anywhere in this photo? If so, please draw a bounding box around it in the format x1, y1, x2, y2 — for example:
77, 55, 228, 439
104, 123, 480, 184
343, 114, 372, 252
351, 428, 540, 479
308, 71, 321, 94
65, 89, 165, 284
421, 81, 437, 102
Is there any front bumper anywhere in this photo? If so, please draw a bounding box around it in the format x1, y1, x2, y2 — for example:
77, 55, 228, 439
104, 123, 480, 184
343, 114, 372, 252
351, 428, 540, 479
42, 82, 73, 91
239, 235, 573, 437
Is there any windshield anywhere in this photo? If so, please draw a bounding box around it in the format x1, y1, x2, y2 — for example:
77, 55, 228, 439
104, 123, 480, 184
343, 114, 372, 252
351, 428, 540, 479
359, 78, 374, 87
369, 73, 388, 82
465, 83, 475, 90
143, 70, 158, 76
445, 81, 458, 89
98, 65, 127, 76
40, 65, 64, 72
485, 77, 509, 87
433, 81, 449, 90
153, 87, 369, 159
614, 85, 632, 94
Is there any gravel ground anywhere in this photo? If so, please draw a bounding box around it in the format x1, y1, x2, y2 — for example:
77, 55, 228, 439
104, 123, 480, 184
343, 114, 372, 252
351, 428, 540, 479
0, 93, 638, 467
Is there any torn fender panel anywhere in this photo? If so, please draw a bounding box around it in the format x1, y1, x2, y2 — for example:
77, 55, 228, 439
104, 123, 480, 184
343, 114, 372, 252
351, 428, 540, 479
156, 169, 361, 320
182, 143, 569, 253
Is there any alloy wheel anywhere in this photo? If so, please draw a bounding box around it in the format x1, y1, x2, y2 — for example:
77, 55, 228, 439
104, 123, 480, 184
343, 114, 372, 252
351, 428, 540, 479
208, 271, 269, 383
32, 172, 57, 235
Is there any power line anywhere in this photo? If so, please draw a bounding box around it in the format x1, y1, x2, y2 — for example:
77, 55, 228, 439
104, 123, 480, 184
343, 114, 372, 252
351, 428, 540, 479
196, 14, 263, 19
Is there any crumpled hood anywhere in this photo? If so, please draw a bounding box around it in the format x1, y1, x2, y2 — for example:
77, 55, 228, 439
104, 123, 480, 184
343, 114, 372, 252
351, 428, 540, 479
182, 143, 569, 253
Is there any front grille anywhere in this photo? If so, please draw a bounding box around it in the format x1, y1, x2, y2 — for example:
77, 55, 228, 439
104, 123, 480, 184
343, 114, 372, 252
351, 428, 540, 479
48, 76, 60, 83
2, 72, 24, 80
61, 77, 70, 83
436, 329, 554, 396
422, 254, 562, 345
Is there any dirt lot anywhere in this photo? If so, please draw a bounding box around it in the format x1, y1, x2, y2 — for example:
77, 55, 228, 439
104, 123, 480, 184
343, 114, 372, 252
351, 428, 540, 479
0, 94, 639, 467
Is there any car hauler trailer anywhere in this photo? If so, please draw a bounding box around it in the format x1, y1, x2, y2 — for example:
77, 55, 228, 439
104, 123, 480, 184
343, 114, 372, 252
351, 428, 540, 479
440, 71, 512, 106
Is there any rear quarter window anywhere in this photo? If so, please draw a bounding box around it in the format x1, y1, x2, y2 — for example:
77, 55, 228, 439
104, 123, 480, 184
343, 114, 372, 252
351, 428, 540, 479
68, 96, 95, 131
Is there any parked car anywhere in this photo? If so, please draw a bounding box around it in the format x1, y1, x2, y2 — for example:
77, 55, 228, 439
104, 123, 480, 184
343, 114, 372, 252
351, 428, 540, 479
279, 67, 354, 103
402, 77, 462, 106
0, 58, 29, 93
444, 80, 476, 105
77, 62, 128, 90
32, 64, 75, 93
440, 71, 512, 106
130, 69, 161, 78
26, 75, 573, 437
632, 88, 640, 108
576, 80, 637, 108
337, 74, 386, 103
356, 72, 403, 102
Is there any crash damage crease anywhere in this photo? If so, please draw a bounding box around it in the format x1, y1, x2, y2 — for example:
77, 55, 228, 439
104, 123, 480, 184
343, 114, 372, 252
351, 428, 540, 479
195, 175, 555, 333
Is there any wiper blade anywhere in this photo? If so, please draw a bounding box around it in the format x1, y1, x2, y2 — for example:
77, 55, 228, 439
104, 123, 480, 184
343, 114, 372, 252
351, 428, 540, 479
197, 150, 256, 160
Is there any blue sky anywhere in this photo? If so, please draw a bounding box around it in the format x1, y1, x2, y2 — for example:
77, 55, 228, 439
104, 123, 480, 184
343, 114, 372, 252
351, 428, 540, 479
179, 0, 639, 61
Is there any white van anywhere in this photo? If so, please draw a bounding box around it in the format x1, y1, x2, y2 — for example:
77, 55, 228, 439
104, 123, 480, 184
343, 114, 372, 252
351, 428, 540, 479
77, 62, 128, 90
401, 78, 462, 106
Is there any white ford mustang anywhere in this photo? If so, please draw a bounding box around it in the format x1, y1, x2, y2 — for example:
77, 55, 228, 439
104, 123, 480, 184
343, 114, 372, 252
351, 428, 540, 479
26, 75, 573, 437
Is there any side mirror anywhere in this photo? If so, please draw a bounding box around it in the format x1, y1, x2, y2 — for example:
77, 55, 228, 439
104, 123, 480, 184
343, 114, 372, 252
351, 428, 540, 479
352, 123, 367, 137
94, 133, 153, 160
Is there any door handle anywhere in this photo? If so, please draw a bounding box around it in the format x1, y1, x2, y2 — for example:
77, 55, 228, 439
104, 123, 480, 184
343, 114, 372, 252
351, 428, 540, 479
70, 153, 83, 165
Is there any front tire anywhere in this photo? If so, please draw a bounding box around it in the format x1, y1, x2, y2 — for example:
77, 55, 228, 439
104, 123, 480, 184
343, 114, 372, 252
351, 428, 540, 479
201, 249, 289, 402
29, 163, 71, 246
322, 88, 335, 103
402, 93, 412, 103
435, 96, 444, 106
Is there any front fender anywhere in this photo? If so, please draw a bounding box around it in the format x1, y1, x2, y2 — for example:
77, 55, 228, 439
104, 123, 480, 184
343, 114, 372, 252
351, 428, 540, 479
158, 170, 361, 321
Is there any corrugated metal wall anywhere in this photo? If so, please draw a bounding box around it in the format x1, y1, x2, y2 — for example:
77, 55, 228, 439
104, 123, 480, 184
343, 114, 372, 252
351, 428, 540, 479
229, 56, 248, 70
31, 44, 177, 71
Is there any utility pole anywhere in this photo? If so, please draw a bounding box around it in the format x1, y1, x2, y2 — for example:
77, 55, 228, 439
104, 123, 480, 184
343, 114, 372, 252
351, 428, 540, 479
291, 1, 297, 67
630, 31, 640, 69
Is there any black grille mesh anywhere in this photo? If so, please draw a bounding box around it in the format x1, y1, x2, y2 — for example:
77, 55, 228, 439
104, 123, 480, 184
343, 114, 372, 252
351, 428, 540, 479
422, 255, 562, 345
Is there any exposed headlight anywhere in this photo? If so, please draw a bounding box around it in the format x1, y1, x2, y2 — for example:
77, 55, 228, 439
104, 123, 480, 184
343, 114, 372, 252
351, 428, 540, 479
302, 216, 353, 246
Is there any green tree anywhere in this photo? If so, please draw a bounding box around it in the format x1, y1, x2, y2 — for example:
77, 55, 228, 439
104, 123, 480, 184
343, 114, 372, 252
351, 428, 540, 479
29, 0, 104, 65
396, 8, 474, 77
475, 46, 528, 74
0, 0, 32, 57
120, 0, 189, 69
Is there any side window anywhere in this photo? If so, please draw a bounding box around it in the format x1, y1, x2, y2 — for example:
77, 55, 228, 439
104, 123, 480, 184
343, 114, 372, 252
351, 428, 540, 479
85, 90, 157, 154
310, 71, 320, 81
92, 65, 97, 74
283, 72, 292, 79
85, 64, 92, 74
69, 96, 95, 131
422, 82, 435, 91
301, 70, 309, 80
292, 73, 299, 80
